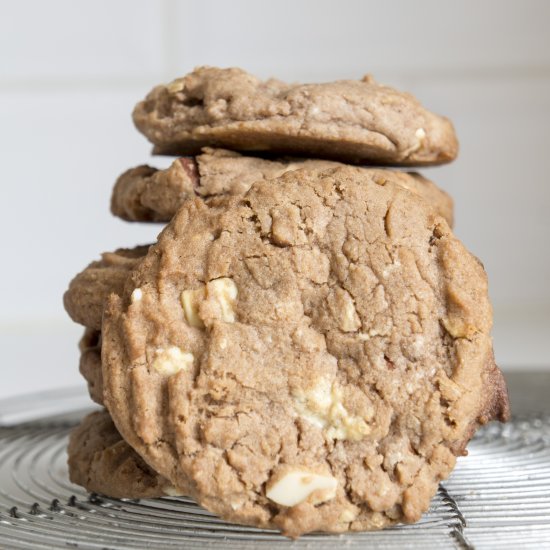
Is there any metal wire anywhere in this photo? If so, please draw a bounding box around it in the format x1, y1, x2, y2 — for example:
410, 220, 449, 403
0, 408, 549, 549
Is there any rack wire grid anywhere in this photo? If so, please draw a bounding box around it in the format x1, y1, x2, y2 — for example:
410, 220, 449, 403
0, 390, 549, 549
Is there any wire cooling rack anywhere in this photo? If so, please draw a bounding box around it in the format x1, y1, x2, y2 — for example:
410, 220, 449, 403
0, 399, 549, 549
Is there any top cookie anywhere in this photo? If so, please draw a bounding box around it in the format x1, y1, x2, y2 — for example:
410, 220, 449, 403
133, 67, 458, 166
102, 165, 507, 537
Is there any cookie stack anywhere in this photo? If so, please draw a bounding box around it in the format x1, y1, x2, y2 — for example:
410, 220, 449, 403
63, 67, 509, 537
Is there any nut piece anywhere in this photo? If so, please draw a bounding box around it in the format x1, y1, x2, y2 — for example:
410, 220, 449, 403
206, 278, 238, 322
266, 468, 338, 507
181, 288, 206, 328
131, 288, 143, 303
293, 377, 371, 440
152, 346, 194, 376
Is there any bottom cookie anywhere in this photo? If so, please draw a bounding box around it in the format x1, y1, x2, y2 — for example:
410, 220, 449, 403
67, 410, 186, 499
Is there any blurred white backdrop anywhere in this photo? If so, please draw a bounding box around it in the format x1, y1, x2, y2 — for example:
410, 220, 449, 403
0, 0, 549, 399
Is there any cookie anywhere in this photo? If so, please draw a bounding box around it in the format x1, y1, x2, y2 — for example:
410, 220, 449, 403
102, 165, 508, 537
112, 148, 454, 225
70, 249, 149, 405
67, 162, 451, 329
64, 246, 149, 330
68, 410, 185, 499
79, 329, 103, 405
133, 67, 458, 165
84, 156, 451, 404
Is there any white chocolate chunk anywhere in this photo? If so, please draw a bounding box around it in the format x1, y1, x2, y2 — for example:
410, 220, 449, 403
415, 127, 426, 141
163, 484, 184, 497
293, 378, 371, 440
331, 288, 361, 332
131, 288, 143, 303
180, 278, 238, 327
152, 346, 193, 376
339, 507, 359, 523
229, 499, 245, 511
340, 291, 361, 332
412, 334, 425, 354
382, 258, 401, 278
206, 277, 238, 322
266, 469, 338, 507
166, 79, 184, 93
181, 288, 206, 328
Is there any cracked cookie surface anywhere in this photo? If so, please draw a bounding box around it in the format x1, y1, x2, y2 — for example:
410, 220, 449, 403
133, 67, 458, 165
75, 158, 451, 407
112, 148, 454, 225
68, 410, 186, 499
102, 166, 508, 536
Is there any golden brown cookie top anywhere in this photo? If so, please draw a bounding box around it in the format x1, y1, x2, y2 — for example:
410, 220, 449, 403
133, 67, 458, 165
102, 166, 507, 537
111, 148, 454, 225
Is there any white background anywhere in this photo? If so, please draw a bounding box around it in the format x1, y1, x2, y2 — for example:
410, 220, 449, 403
1, 0, 549, 400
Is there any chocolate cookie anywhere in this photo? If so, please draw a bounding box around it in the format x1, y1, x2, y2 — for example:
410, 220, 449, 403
68, 410, 185, 499
102, 166, 508, 537
64, 246, 149, 330
112, 148, 454, 225
133, 67, 458, 165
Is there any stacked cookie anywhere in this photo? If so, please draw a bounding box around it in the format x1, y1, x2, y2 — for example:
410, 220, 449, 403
63, 67, 509, 537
